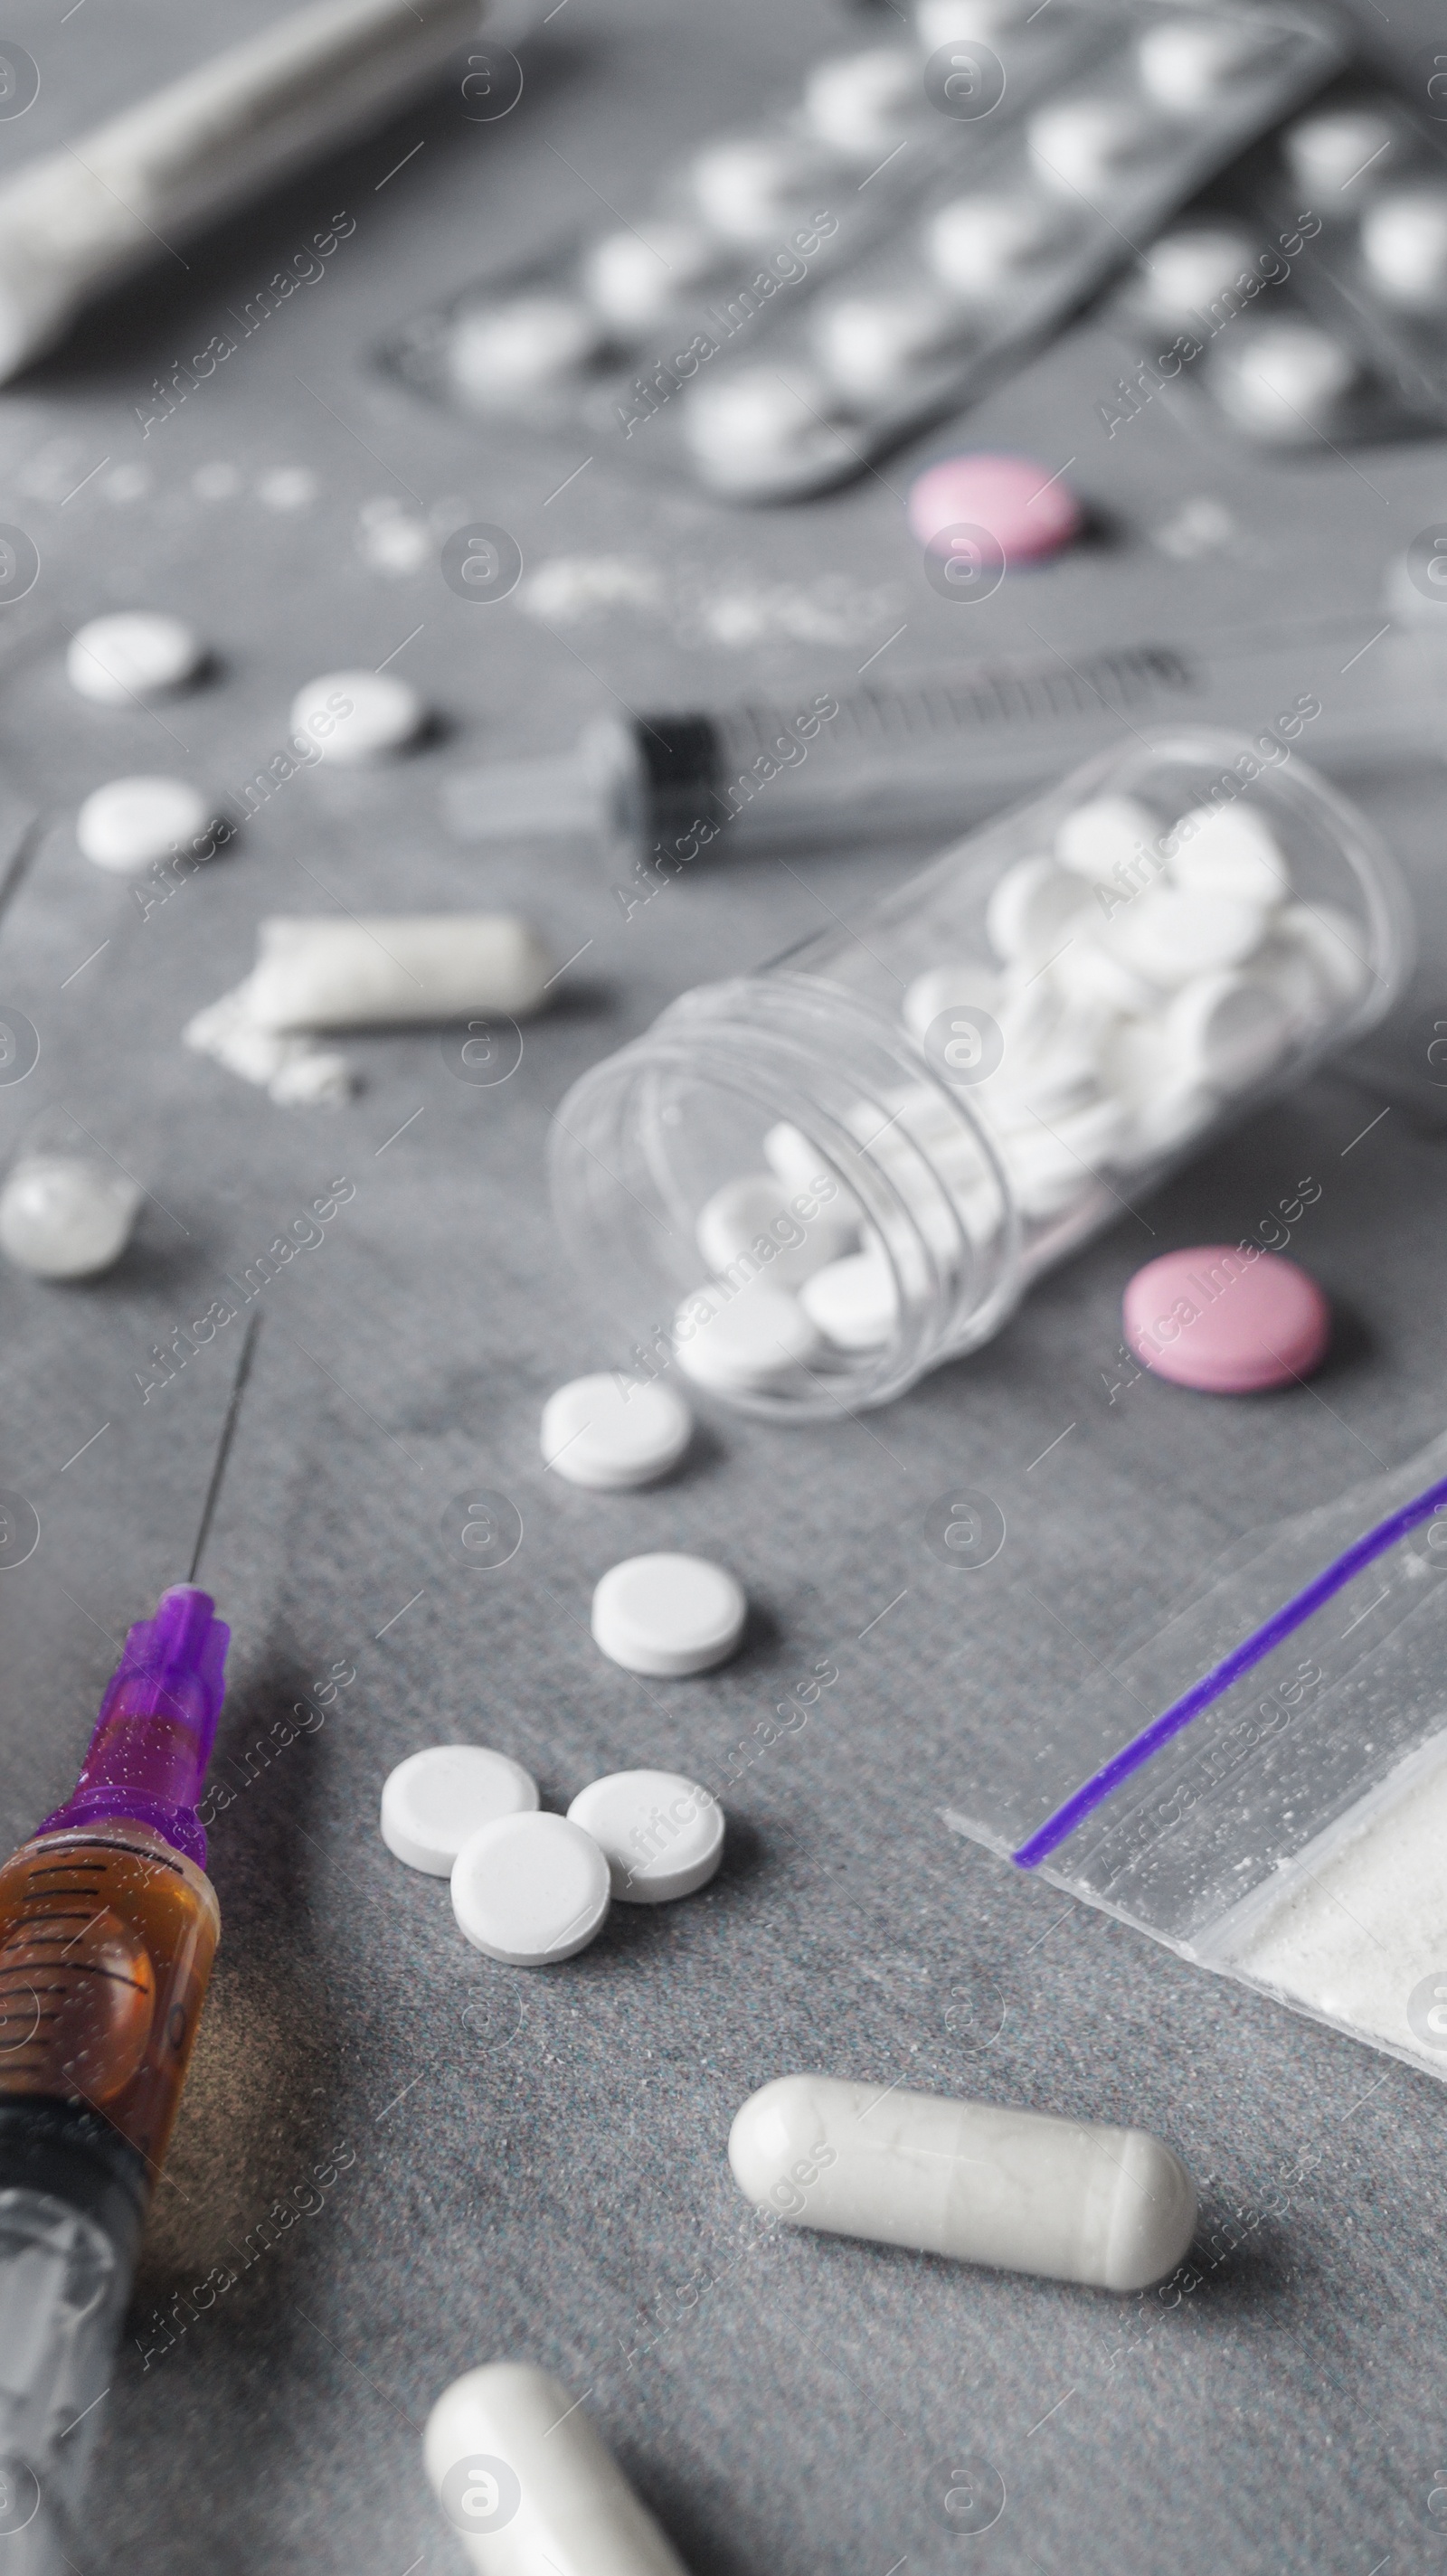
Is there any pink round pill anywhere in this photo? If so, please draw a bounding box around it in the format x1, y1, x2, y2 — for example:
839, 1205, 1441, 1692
906, 451, 1083, 564
1122, 1245, 1331, 1393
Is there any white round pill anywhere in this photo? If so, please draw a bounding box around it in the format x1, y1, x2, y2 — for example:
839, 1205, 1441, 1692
581, 223, 721, 329
1050, 928, 1162, 1016
993, 985, 1105, 1112
757, 1118, 855, 1226
812, 292, 962, 398
675, 1281, 821, 1392
1284, 107, 1398, 206
802, 48, 918, 156
1361, 188, 1447, 312
683, 369, 846, 473
567, 1768, 724, 1902
381, 1743, 539, 1876
903, 959, 1001, 1043
1029, 100, 1149, 194
926, 193, 1064, 297
696, 1173, 853, 1288
1213, 320, 1358, 438
1136, 227, 1254, 327
540, 1373, 692, 1490
451, 1811, 610, 1965
1275, 901, 1369, 1014
67, 612, 203, 706
1055, 796, 1159, 881
0, 1154, 139, 1279
76, 775, 215, 873
448, 294, 602, 398
1162, 969, 1292, 1090
917, 0, 1035, 38
799, 1243, 898, 1351
690, 138, 835, 242
591, 1552, 747, 1678
1169, 804, 1291, 905
986, 854, 1092, 963
1112, 886, 1266, 987
289, 669, 425, 766
1136, 17, 1273, 110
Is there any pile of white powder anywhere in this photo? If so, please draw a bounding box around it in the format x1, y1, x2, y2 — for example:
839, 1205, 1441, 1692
1217, 1728, 1447, 2066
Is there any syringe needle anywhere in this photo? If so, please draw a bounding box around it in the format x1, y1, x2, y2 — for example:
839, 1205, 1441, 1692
186, 1313, 261, 1585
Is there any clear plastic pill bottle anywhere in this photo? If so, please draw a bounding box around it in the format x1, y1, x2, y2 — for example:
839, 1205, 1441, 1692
550, 729, 1412, 1419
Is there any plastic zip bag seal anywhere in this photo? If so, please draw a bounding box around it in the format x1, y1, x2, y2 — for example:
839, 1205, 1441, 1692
945, 1426, 1447, 2081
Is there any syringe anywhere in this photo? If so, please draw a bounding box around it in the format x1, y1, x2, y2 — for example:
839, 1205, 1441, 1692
441, 616, 1447, 874
0, 1317, 259, 2574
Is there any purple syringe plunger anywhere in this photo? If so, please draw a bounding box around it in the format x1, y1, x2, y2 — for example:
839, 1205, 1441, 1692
38, 1583, 230, 1868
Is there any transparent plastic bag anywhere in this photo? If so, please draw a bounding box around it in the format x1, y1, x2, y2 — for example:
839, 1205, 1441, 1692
944, 1426, 1447, 2080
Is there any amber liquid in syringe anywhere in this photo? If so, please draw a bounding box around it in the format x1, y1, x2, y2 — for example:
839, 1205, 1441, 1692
0, 1820, 218, 2172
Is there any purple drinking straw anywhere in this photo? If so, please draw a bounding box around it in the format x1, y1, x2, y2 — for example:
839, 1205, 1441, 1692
37, 1582, 231, 1870
1012, 1471, 1447, 1871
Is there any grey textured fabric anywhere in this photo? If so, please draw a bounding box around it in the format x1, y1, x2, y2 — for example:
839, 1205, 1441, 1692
0, 0, 1444, 2569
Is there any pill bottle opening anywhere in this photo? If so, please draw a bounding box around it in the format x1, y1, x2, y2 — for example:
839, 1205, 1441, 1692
552, 729, 1412, 1419
549, 976, 1023, 1420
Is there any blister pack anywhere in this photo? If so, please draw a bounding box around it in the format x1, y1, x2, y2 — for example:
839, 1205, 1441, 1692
671, 0, 1342, 499
1106, 71, 1447, 448
945, 1428, 1447, 2084
1103, 186, 1438, 448
385, 0, 1120, 443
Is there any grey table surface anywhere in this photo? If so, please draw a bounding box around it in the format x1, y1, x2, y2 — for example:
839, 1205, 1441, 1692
1, 0, 1447, 2570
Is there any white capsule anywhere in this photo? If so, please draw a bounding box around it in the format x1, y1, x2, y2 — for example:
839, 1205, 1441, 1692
66, 611, 203, 705
448, 294, 602, 400
802, 47, 919, 156
729, 2074, 1196, 2291
903, 959, 1001, 1043
425, 2364, 693, 2576
1029, 99, 1152, 195
1212, 319, 1358, 439
811, 291, 964, 398
925, 193, 1066, 298
674, 1279, 821, 1393
1161, 970, 1292, 1090
689, 137, 837, 242
566, 1768, 724, 1902
244, 912, 554, 1030
381, 1745, 539, 1877
1135, 226, 1255, 328
289, 668, 425, 766
76, 774, 216, 873
1168, 804, 1291, 905
451, 1813, 611, 1967
1136, 15, 1277, 110
541, 1373, 692, 1491
591, 1551, 747, 1678
985, 854, 1092, 964
1055, 795, 1160, 882
581, 223, 724, 329
799, 1242, 899, 1351
0, 1154, 140, 1279
1361, 187, 1447, 312
1283, 106, 1399, 207
696, 1171, 854, 1288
